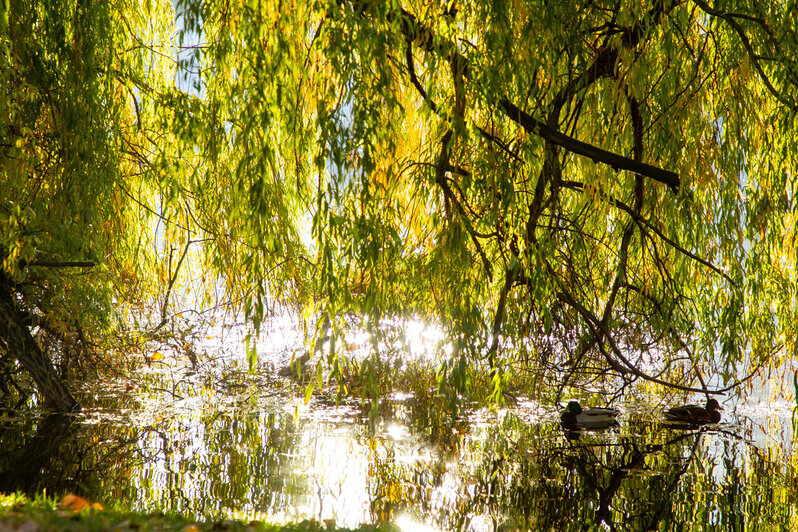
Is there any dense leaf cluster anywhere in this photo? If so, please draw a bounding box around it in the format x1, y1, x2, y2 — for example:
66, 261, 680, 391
1, 0, 797, 407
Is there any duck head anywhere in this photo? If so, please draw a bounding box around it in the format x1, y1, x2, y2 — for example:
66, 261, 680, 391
705, 398, 723, 423
565, 400, 582, 414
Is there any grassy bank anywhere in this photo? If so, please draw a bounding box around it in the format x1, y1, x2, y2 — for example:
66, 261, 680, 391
0, 493, 396, 532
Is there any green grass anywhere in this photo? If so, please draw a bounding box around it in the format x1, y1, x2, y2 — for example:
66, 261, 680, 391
0, 492, 398, 532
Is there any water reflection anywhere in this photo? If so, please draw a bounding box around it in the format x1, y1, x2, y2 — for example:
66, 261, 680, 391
0, 413, 76, 493
1, 388, 797, 530
0, 411, 141, 496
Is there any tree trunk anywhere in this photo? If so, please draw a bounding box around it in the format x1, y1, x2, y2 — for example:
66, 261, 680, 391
0, 281, 79, 412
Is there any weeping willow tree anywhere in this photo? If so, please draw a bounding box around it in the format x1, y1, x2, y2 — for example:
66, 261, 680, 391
0, 0, 156, 410
0, 0, 313, 410
176, 0, 797, 401
1, 0, 797, 410
0, 0, 206, 410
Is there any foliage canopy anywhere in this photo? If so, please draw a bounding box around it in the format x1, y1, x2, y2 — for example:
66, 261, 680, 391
2, 0, 797, 408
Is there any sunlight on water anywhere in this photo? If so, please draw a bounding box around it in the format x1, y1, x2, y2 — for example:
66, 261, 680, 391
3, 315, 798, 531
404, 318, 449, 359
231, 313, 451, 365
395, 515, 442, 531
105, 379, 533, 530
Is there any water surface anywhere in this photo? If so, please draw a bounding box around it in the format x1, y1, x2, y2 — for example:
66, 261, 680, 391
1, 320, 796, 531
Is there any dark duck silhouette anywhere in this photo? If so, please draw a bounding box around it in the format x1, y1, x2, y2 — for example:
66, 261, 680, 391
664, 398, 723, 425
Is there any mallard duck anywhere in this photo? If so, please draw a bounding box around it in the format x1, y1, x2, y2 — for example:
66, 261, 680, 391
664, 398, 723, 425
560, 400, 620, 430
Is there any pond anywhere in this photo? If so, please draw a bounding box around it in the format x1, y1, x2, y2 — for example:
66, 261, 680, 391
1, 317, 797, 531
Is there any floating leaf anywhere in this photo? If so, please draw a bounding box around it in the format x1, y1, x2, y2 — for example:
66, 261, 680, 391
304, 382, 315, 404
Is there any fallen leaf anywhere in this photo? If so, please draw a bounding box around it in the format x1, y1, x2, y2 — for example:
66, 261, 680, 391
151, 353, 164, 361
61, 494, 103, 513
61, 494, 90, 512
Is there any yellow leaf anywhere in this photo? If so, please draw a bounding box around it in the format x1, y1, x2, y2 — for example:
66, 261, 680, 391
151, 352, 164, 361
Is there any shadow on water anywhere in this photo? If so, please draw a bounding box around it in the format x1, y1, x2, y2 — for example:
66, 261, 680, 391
2, 386, 798, 531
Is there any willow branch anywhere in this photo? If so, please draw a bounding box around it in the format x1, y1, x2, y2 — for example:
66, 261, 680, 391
692, 0, 798, 112
501, 99, 680, 192
23, 261, 95, 268
436, 131, 493, 278
559, 179, 735, 286
556, 285, 722, 395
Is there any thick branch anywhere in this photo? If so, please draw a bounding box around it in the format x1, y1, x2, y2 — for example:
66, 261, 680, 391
600, 95, 645, 326
501, 99, 680, 192
404, 39, 438, 113
486, 266, 516, 362
155, 238, 193, 331
435, 131, 493, 278
23, 260, 96, 268
560, 179, 734, 285
692, 0, 798, 112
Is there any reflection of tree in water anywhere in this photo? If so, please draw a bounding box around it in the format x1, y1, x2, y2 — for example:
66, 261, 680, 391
362, 411, 758, 531
365, 395, 464, 525
450, 418, 798, 532
0, 404, 309, 520
460, 424, 702, 531
131, 408, 307, 519
0, 413, 140, 497
551, 431, 698, 531
0, 414, 76, 494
